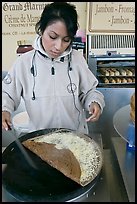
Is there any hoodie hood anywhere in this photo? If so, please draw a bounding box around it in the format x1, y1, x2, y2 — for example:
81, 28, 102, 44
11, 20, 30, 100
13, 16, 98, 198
33, 35, 72, 62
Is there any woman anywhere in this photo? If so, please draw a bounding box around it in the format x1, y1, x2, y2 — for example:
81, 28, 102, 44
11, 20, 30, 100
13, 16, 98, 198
2, 2, 105, 134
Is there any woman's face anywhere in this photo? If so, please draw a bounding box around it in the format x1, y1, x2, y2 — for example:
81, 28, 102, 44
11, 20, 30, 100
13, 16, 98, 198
41, 20, 71, 58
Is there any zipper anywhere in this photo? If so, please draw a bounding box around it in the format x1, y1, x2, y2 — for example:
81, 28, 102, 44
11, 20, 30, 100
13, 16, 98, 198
51, 58, 58, 127
51, 58, 55, 75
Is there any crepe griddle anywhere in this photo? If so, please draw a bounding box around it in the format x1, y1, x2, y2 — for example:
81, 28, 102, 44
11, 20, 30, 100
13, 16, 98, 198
2, 128, 101, 202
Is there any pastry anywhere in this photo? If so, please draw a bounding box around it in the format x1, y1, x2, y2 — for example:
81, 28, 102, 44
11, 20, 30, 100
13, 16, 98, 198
115, 78, 121, 83
109, 78, 116, 83
108, 70, 115, 76
125, 69, 133, 76
132, 78, 135, 83
121, 78, 127, 83
130, 68, 135, 75
119, 69, 126, 76
127, 78, 133, 83
103, 77, 109, 83
99, 69, 109, 76
111, 68, 120, 76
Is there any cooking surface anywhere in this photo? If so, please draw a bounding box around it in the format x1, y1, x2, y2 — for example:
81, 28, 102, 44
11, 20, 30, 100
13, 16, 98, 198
2, 149, 110, 202
2, 134, 131, 202
2, 148, 130, 202
2, 145, 98, 202
2, 130, 103, 202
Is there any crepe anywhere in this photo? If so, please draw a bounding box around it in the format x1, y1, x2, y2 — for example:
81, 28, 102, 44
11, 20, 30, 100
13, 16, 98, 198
22, 130, 103, 186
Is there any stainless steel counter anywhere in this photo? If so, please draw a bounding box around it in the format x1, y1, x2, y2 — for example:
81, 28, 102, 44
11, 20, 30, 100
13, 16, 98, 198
112, 103, 135, 202
111, 137, 135, 202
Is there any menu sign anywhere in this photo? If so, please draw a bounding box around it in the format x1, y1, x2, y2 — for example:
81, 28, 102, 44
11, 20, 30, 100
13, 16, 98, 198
2, 2, 87, 37
87, 2, 135, 33
2, 2, 49, 37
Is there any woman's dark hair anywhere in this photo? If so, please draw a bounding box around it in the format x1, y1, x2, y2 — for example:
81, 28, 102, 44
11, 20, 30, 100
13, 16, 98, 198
35, 2, 79, 41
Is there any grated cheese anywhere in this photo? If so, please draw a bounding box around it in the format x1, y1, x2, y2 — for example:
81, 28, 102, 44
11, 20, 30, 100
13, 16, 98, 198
34, 132, 102, 184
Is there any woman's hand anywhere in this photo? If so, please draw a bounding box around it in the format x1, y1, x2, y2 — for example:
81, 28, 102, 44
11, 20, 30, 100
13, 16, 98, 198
2, 111, 12, 130
86, 102, 101, 122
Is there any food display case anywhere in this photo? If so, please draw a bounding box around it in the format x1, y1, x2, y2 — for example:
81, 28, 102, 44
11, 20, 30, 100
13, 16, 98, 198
86, 34, 135, 149
88, 53, 135, 88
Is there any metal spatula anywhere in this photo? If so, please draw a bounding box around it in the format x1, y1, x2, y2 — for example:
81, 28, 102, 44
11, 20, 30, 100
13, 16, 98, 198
8, 125, 37, 169
8, 125, 47, 183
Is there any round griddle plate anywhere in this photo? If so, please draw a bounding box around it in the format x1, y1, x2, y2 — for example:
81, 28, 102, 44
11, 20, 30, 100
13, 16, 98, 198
2, 128, 102, 202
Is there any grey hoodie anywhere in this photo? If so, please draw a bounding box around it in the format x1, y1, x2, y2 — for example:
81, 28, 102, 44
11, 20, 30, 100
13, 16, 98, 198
2, 36, 105, 134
